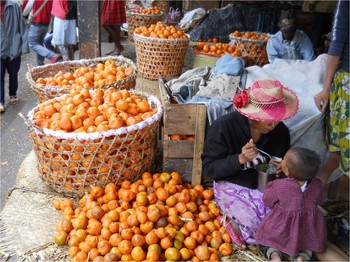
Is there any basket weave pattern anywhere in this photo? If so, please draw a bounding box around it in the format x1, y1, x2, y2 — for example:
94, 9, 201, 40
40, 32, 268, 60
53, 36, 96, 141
23, 93, 162, 197
192, 48, 220, 68
134, 34, 189, 80
26, 56, 137, 103
230, 33, 269, 66
126, 12, 163, 42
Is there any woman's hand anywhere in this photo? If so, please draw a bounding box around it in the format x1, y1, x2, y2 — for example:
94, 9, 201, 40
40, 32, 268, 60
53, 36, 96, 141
314, 89, 330, 112
238, 139, 258, 165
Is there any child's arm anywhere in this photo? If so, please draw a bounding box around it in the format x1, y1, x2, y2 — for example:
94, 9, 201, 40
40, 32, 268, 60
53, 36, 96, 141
262, 181, 278, 208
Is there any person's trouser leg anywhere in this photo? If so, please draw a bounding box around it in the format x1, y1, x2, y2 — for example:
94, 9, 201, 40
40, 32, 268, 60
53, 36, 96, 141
0, 58, 6, 104
29, 24, 56, 65
7, 56, 21, 97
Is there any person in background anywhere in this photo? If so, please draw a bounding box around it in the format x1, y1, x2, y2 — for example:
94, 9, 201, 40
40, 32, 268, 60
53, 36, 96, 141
314, 0, 349, 185
266, 10, 315, 64
0, 0, 29, 113
22, 0, 60, 65
255, 147, 326, 262
102, 0, 126, 56
51, 0, 77, 61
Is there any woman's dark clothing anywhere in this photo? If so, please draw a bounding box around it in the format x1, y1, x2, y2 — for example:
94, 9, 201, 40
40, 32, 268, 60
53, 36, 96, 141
201, 111, 290, 188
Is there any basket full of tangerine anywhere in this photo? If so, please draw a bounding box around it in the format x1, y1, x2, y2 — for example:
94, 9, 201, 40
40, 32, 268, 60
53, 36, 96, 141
21, 88, 163, 197
192, 42, 247, 68
126, 7, 163, 42
133, 21, 190, 80
27, 56, 137, 103
229, 31, 270, 66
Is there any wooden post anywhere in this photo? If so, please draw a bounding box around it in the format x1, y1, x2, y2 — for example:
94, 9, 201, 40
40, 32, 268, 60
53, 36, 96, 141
77, 1, 101, 59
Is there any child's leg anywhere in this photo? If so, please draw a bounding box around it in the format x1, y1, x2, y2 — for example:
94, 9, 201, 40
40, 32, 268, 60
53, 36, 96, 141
294, 250, 312, 262
260, 245, 282, 262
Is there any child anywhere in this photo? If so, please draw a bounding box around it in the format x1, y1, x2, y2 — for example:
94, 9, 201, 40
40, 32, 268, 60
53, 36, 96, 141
255, 147, 327, 262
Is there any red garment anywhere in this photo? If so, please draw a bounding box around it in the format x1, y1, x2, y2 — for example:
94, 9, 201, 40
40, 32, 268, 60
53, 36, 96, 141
255, 178, 327, 256
102, 0, 126, 25
22, 0, 53, 24
51, 0, 68, 20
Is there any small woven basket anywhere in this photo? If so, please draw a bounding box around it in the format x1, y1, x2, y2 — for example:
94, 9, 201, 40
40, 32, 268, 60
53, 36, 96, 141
126, 12, 163, 42
229, 32, 269, 67
134, 33, 190, 80
192, 48, 221, 68
21, 92, 163, 197
26, 56, 137, 103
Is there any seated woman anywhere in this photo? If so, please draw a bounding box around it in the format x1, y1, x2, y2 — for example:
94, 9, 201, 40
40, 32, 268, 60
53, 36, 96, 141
266, 11, 315, 64
201, 79, 299, 243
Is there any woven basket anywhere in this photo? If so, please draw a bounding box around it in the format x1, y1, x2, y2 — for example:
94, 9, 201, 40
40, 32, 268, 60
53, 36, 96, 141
134, 33, 190, 80
126, 12, 163, 42
21, 92, 163, 197
229, 32, 269, 67
152, 0, 169, 20
192, 49, 220, 68
26, 56, 137, 103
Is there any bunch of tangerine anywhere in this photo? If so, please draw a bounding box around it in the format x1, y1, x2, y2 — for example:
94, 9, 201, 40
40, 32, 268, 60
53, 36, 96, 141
135, 6, 160, 15
134, 21, 187, 39
195, 42, 243, 57
35, 59, 134, 89
231, 30, 270, 41
53, 171, 235, 261
32, 88, 157, 133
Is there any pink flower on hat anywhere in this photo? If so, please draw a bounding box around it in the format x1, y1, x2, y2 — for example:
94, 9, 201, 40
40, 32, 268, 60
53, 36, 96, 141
233, 90, 251, 108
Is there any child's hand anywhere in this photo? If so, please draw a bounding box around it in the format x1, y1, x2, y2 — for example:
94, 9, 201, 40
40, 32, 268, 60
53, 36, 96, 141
269, 159, 283, 176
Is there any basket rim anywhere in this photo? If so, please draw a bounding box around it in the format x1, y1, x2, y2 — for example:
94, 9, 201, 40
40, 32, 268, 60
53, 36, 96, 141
126, 11, 163, 17
229, 32, 271, 43
26, 55, 137, 93
25, 91, 163, 141
133, 33, 190, 43
192, 47, 222, 58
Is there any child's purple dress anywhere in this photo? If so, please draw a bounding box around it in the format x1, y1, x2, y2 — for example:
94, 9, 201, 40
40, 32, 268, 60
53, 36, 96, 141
254, 178, 327, 256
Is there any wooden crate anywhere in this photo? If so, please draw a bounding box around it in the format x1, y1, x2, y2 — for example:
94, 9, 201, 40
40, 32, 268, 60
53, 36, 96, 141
159, 79, 210, 186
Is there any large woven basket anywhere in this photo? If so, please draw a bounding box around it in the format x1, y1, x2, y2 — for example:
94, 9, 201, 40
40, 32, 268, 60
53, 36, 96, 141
134, 33, 190, 80
229, 32, 269, 67
26, 56, 137, 103
126, 12, 163, 42
21, 92, 163, 197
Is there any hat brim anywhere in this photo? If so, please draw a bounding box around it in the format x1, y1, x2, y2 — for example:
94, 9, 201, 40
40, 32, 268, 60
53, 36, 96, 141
235, 87, 299, 122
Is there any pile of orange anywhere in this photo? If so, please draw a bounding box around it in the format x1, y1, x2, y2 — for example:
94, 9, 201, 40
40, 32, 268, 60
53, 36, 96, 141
135, 6, 161, 15
32, 88, 157, 132
196, 38, 220, 43
35, 59, 134, 89
54, 171, 234, 261
194, 42, 243, 57
231, 30, 270, 41
134, 21, 188, 39
170, 134, 195, 141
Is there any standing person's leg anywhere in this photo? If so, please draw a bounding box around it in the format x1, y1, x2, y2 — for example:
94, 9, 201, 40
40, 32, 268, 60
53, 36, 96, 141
7, 56, 21, 104
28, 25, 45, 66
103, 24, 124, 55
0, 58, 6, 111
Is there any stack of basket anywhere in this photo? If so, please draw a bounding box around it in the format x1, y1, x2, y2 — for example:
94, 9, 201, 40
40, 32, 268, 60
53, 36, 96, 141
126, 11, 163, 42
229, 32, 270, 67
134, 33, 190, 80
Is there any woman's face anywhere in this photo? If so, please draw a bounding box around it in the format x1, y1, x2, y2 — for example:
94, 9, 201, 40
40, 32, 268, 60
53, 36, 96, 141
250, 119, 280, 134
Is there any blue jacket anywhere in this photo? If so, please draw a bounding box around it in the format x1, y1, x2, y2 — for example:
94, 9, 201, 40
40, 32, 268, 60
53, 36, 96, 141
1, 0, 29, 60
266, 30, 315, 64
328, 0, 349, 72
